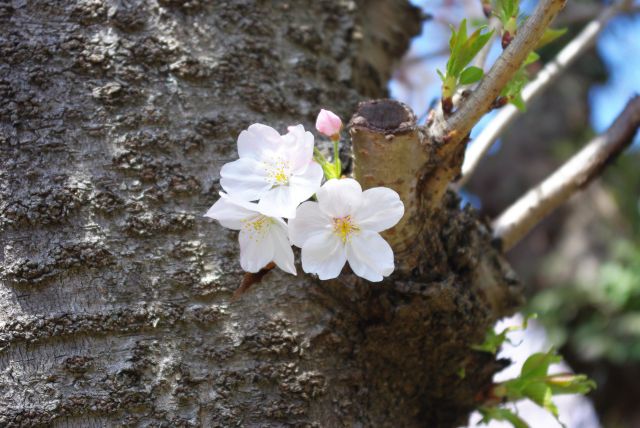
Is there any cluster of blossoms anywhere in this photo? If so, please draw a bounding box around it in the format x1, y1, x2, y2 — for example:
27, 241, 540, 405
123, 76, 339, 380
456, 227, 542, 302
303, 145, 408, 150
205, 110, 405, 282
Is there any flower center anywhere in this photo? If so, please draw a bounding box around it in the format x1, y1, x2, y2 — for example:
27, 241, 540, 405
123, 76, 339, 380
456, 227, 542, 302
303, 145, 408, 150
242, 215, 273, 241
332, 215, 359, 243
266, 158, 291, 186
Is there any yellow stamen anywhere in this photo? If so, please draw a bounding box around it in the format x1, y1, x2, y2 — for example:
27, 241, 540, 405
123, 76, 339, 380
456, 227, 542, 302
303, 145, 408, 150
266, 158, 290, 186
332, 215, 359, 243
273, 169, 288, 185
242, 216, 273, 241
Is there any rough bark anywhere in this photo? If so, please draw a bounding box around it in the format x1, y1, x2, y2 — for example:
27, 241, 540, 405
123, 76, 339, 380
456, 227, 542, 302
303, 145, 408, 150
0, 1, 521, 427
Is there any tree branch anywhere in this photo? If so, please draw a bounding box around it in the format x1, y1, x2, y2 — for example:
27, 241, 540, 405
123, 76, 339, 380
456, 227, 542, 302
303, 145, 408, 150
492, 96, 640, 251
429, 0, 567, 149
456, 1, 632, 188
350, 99, 430, 272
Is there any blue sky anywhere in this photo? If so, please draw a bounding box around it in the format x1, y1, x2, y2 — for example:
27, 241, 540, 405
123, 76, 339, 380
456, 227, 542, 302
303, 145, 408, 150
390, 1, 640, 147
591, 13, 640, 147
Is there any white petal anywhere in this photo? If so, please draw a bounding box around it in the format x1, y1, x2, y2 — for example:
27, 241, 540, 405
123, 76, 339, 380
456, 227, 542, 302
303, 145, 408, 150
269, 221, 297, 275
346, 230, 394, 282
220, 158, 271, 201
316, 178, 363, 218
289, 161, 323, 203
284, 124, 315, 173
352, 187, 405, 233
288, 201, 332, 247
257, 186, 297, 219
204, 193, 259, 230
237, 123, 283, 160
301, 231, 346, 280
239, 226, 274, 273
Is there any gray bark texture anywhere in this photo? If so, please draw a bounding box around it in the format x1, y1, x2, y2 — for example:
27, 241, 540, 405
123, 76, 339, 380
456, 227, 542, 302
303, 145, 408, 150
0, 0, 521, 426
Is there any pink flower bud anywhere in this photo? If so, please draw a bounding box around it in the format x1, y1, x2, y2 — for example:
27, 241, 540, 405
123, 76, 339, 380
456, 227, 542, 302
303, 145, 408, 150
315, 109, 342, 140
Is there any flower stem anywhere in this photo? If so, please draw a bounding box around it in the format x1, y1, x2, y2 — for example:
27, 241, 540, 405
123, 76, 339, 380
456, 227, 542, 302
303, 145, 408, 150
314, 145, 341, 180
332, 139, 341, 178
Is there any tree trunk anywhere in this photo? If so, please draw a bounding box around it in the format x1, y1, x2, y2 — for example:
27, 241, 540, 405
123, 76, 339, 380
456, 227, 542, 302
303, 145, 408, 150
0, 1, 521, 426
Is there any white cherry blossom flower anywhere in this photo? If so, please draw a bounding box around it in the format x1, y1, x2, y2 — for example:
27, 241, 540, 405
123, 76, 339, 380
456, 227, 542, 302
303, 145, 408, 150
288, 178, 404, 282
205, 192, 296, 275
220, 123, 323, 219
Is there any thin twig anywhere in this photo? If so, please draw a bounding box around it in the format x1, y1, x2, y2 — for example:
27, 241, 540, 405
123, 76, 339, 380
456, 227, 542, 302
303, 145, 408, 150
457, 0, 634, 187
429, 0, 567, 150
557, 1, 640, 26
401, 48, 450, 66
492, 96, 640, 251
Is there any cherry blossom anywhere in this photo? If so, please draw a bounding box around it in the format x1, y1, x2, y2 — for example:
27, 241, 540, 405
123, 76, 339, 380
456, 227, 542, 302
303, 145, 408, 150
288, 178, 404, 282
315, 109, 342, 141
205, 192, 296, 275
220, 124, 323, 219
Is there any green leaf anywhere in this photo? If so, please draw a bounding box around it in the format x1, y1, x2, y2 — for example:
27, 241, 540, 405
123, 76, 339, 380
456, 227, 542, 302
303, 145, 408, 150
479, 406, 529, 428
484, 348, 595, 428
524, 51, 540, 66
436, 69, 446, 82
521, 352, 561, 379
511, 93, 526, 112
471, 329, 505, 354
495, 0, 520, 24
501, 66, 529, 110
547, 374, 596, 395
448, 23, 457, 52
536, 27, 568, 50
523, 382, 558, 416
446, 20, 467, 76
457, 367, 466, 379
456, 28, 493, 75
458, 18, 468, 46
446, 20, 493, 77
472, 314, 537, 354
446, 20, 464, 76
442, 19, 494, 100
459, 66, 484, 85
